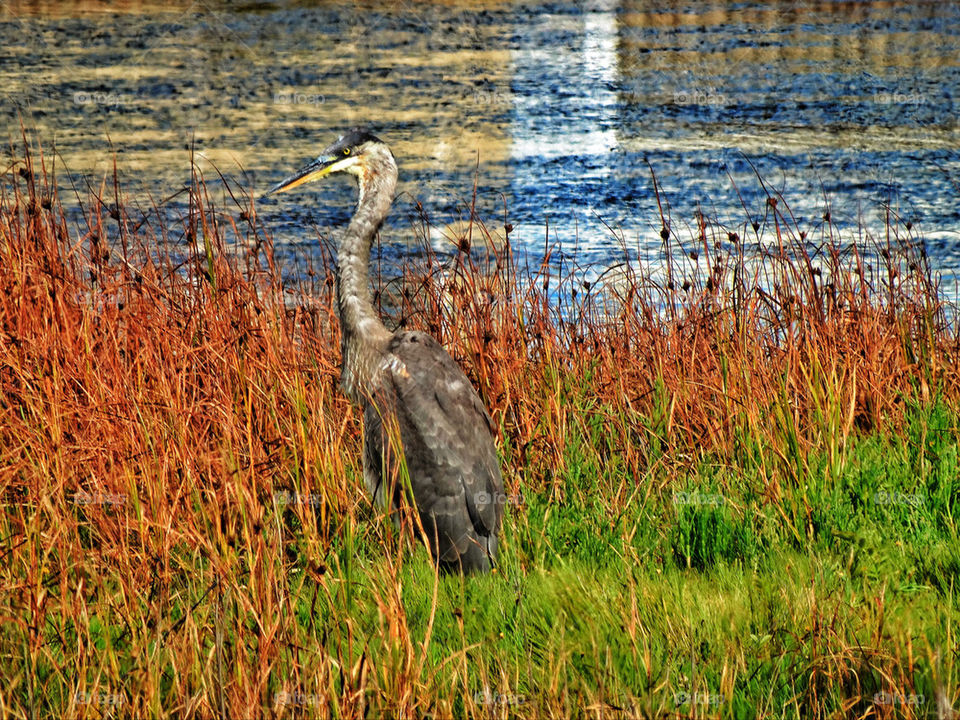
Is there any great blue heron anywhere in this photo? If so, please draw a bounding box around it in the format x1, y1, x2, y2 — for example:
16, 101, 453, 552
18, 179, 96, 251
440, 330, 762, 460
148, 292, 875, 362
267, 128, 504, 573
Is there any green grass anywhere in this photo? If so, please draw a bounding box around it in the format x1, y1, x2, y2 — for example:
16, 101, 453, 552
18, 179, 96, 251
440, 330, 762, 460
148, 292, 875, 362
266, 399, 956, 718
105, 396, 948, 718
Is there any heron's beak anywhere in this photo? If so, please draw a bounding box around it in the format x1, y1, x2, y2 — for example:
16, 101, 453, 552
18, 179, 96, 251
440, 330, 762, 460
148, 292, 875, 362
264, 154, 357, 196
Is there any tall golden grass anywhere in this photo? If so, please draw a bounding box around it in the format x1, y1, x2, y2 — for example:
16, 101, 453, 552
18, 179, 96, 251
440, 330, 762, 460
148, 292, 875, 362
1, 137, 957, 718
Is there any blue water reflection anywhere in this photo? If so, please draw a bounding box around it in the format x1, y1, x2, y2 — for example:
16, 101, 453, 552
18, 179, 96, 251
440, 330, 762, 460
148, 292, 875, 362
1, 0, 957, 299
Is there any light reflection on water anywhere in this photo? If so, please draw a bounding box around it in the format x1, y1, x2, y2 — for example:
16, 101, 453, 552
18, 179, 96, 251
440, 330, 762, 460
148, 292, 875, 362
1, 0, 958, 300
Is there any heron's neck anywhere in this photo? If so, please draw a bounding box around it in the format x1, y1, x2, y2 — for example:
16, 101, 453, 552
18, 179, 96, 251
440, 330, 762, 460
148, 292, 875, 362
337, 162, 396, 402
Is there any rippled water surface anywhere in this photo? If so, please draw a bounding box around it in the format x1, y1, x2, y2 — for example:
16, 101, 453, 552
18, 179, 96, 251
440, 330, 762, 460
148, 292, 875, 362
3, 0, 958, 296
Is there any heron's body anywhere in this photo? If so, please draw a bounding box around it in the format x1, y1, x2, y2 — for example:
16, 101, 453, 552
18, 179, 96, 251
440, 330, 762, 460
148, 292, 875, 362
269, 128, 503, 573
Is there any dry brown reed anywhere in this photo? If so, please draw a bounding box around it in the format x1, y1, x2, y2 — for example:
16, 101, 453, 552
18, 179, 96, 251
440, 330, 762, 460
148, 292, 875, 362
0, 136, 956, 718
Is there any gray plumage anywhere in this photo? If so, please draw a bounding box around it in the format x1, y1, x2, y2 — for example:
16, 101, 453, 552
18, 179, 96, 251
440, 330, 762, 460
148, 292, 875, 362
268, 128, 504, 573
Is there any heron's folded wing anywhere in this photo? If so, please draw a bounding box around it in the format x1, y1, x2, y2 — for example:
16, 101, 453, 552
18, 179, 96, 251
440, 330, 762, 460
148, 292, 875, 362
384, 331, 503, 537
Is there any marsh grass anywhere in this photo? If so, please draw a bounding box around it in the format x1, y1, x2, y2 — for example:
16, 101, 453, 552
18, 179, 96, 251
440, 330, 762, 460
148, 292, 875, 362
0, 137, 958, 719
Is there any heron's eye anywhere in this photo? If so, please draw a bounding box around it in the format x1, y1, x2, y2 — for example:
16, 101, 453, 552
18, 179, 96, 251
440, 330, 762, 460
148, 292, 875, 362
343, 148, 351, 156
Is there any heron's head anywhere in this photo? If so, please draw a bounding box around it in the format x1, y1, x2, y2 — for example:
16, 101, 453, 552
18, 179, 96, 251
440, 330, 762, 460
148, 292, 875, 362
266, 127, 395, 196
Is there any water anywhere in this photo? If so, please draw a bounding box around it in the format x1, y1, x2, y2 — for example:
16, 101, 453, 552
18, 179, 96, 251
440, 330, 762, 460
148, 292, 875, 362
2, 0, 958, 298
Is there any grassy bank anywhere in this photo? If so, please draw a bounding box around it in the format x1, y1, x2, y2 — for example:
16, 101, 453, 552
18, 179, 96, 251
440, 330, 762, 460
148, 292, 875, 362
0, 140, 957, 719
